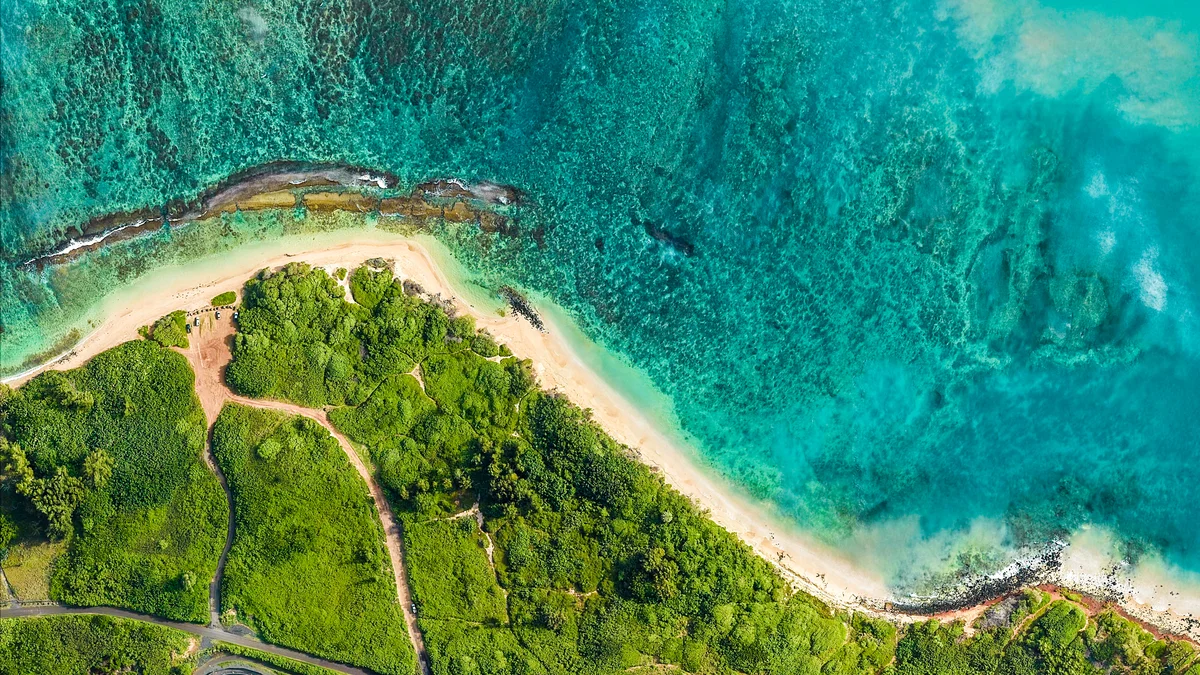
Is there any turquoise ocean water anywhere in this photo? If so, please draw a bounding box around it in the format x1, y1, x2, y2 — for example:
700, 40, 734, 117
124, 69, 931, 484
3, 0, 1200, 591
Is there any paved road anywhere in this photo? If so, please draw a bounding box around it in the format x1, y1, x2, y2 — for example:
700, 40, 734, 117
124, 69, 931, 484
204, 424, 237, 629
0, 604, 370, 675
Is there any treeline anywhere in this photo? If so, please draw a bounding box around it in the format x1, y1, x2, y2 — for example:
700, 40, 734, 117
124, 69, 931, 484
223, 262, 1200, 675
139, 309, 189, 348
0, 340, 227, 622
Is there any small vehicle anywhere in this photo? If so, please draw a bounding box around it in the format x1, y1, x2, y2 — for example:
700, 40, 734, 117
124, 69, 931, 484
193, 316, 199, 326
215, 311, 221, 319
185, 324, 192, 334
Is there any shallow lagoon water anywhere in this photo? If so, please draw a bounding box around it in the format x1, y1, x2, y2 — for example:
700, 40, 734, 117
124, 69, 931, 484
3, 0, 1200, 592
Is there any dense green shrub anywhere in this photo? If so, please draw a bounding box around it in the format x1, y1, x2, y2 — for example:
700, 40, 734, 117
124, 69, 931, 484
421, 619, 545, 675
0, 615, 193, 675
211, 291, 237, 306
0, 340, 226, 621
139, 310, 190, 348
211, 403, 415, 675
227, 262, 505, 409
0, 512, 15, 558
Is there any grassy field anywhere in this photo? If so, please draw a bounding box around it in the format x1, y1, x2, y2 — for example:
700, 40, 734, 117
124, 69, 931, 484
0, 614, 195, 675
2, 538, 65, 601
406, 516, 537, 675
0, 340, 227, 622
405, 517, 507, 624
210, 403, 415, 675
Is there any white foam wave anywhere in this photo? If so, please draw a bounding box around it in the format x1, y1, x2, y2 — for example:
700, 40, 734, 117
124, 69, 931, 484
356, 173, 389, 189
26, 221, 144, 265
1133, 248, 1168, 311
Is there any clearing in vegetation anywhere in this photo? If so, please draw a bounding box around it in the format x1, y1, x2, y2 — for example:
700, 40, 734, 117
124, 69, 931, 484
0, 340, 226, 622
0, 534, 66, 602
210, 402, 415, 675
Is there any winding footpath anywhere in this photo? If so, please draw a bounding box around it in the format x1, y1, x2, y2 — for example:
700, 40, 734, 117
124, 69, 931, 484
184, 313, 431, 675
1, 312, 430, 675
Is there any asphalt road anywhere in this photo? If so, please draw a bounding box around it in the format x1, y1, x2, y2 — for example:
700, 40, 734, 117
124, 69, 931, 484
0, 604, 370, 675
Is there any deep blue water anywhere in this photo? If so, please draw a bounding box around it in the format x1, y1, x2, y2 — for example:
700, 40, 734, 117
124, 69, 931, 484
2, 0, 1199, 588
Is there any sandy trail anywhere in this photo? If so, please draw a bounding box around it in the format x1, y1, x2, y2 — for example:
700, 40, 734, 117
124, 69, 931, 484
181, 311, 430, 675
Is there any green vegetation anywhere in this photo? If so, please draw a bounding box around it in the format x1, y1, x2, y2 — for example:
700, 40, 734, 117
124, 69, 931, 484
0, 340, 226, 621
11, 262, 1196, 674
405, 517, 507, 624
0, 513, 15, 558
139, 310, 190, 348
894, 598, 1200, 675
212, 291, 237, 306
229, 264, 873, 674
225, 262, 505, 408
207, 642, 345, 675
226, 263, 1200, 675
0, 614, 194, 675
210, 403, 415, 675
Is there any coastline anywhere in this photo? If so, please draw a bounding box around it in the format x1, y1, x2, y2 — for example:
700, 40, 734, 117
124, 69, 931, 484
1, 230, 896, 614
5, 229, 1200, 641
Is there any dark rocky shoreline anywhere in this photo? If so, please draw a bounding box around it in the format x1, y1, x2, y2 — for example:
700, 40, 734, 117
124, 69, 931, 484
890, 543, 1065, 615
18, 162, 520, 270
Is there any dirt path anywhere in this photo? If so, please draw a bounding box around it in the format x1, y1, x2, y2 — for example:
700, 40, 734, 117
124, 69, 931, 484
186, 312, 238, 629
181, 312, 430, 675
205, 434, 235, 630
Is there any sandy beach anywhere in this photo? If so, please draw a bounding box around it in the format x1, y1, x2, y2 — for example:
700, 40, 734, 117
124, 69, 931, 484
6, 230, 1200, 640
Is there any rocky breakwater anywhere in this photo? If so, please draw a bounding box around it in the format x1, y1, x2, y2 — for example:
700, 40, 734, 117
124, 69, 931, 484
20, 163, 525, 269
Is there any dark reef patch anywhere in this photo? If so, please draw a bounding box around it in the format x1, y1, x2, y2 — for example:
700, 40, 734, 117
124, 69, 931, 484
640, 220, 694, 256
499, 286, 545, 332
